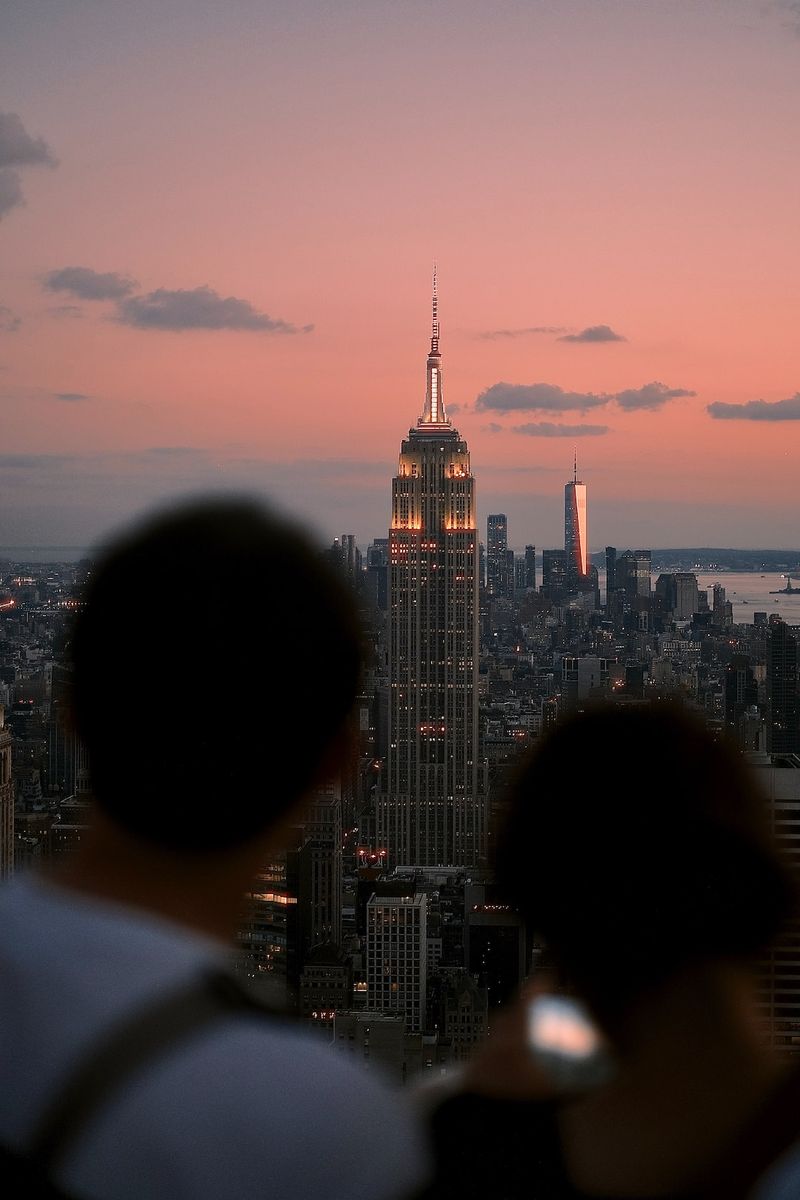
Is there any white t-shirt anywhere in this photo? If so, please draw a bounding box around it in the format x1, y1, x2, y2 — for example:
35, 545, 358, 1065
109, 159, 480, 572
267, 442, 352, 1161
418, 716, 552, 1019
754, 1144, 800, 1200
0, 873, 429, 1200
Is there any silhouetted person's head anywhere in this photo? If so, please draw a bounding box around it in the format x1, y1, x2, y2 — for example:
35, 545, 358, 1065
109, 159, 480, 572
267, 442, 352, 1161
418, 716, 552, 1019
496, 705, 795, 1032
71, 498, 362, 855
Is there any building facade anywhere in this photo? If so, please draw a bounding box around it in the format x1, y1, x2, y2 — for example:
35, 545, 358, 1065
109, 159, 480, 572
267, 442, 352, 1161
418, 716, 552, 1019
486, 514, 512, 599
366, 892, 427, 1032
564, 457, 588, 590
0, 707, 12, 879
767, 620, 800, 754
377, 280, 484, 868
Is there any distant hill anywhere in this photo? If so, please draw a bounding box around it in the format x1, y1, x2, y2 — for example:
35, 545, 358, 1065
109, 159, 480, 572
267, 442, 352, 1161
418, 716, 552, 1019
590, 549, 800, 572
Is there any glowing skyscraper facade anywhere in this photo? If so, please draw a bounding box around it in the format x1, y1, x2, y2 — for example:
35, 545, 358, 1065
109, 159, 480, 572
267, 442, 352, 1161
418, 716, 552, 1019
564, 455, 588, 589
378, 276, 484, 868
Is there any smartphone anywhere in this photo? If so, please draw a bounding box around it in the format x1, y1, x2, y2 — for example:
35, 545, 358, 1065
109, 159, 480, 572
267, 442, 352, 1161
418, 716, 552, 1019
527, 994, 615, 1092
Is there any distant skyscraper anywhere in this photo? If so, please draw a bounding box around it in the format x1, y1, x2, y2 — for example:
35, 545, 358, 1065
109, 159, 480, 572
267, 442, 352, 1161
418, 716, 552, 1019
486, 515, 509, 597
564, 455, 588, 590
655, 573, 678, 612
605, 546, 617, 609
767, 619, 800, 755
524, 545, 536, 592
541, 549, 567, 600
298, 780, 343, 953
617, 550, 652, 600
674, 572, 699, 620
724, 655, 758, 747
378, 275, 484, 867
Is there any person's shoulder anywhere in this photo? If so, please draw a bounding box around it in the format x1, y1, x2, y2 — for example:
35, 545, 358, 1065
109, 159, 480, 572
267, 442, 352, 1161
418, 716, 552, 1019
753, 1147, 800, 1200
192, 1013, 416, 1120
753, 1142, 800, 1200
75, 1013, 430, 1200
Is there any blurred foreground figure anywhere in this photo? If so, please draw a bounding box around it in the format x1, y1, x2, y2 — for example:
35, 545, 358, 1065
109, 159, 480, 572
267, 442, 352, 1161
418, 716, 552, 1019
424, 706, 800, 1199
0, 499, 428, 1200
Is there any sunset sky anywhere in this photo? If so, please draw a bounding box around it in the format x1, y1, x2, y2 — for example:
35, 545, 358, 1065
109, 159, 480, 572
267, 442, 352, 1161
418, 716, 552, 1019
1, 0, 799, 552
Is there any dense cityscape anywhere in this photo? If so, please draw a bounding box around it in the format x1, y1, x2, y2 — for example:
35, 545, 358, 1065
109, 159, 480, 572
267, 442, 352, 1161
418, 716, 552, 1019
2, 294, 799, 1083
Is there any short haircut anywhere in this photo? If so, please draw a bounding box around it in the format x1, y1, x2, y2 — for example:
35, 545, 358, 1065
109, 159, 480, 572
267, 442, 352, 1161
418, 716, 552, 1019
71, 498, 362, 853
495, 704, 795, 1029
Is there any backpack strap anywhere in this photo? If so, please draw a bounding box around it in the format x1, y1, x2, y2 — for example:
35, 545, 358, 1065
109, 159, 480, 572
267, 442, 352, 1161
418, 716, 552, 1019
28, 970, 277, 1177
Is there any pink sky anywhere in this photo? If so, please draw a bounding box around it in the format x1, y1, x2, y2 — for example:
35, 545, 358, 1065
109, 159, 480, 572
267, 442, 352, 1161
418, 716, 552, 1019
1, 0, 799, 550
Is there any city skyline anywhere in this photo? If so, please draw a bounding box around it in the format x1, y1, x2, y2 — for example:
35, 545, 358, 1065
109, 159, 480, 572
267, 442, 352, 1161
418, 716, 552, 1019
2, 1, 800, 549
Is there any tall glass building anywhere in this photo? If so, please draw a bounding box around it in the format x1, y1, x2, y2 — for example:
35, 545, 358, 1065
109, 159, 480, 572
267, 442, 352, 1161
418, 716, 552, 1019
564, 456, 588, 590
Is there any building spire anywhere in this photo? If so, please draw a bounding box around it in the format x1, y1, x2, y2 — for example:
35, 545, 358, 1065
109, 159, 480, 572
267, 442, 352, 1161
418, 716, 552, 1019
419, 264, 449, 427
573, 448, 577, 484
431, 262, 439, 354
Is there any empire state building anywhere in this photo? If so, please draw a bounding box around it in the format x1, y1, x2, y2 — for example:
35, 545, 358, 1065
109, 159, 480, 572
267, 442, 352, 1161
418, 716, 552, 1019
377, 278, 485, 868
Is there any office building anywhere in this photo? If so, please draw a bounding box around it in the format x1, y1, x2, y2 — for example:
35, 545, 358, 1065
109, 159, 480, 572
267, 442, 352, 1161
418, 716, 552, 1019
541, 549, 567, 601
0, 708, 13, 879
561, 656, 610, 709
466, 900, 526, 1011
751, 757, 800, 1054
605, 546, 617, 608
564, 456, 588, 590
675, 573, 699, 620
767, 620, 800, 754
655, 573, 677, 613
297, 780, 343, 954
724, 656, 759, 746
366, 892, 427, 1032
486, 515, 509, 597
524, 545, 536, 592
617, 550, 652, 600
377, 277, 484, 868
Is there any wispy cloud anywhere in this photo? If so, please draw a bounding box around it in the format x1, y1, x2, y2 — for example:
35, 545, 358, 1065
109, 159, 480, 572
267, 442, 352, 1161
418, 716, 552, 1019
43, 267, 138, 301
117, 286, 313, 334
477, 326, 568, 340
481, 422, 503, 434
0, 113, 56, 168
0, 453, 71, 471
53, 392, 90, 403
512, 422, 609, 437
47, 304, 84, 319
476, 379, 694, 415
0, 306, 21, 333
708, 393, 800, 421
615, 382, 695, 410
0, 112, 57, 219
476, 382, 609, 413
41, 266, 313, 336
558, 324, 626, 344
770, 2, 800, 35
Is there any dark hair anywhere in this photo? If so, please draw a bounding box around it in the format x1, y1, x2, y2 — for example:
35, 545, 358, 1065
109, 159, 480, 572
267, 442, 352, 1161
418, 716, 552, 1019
71, 498, 362, 852
495, 705, 795, 1028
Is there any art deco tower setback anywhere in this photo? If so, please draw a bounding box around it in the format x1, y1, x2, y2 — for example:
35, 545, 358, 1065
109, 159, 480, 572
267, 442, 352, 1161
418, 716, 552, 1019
378, 277, 484, 868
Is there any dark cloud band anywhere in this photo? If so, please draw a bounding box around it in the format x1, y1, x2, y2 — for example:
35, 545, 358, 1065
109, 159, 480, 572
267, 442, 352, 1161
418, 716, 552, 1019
116, 286, 310, 333
0, 112, 57, 219
512, 422, 609, 437
558, 324, 626, 344
476, 379, 694, 415
476, 382, 609, 413
708, 394, 800, 421
477, 326, 568, 340
43, 267, 138, 301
